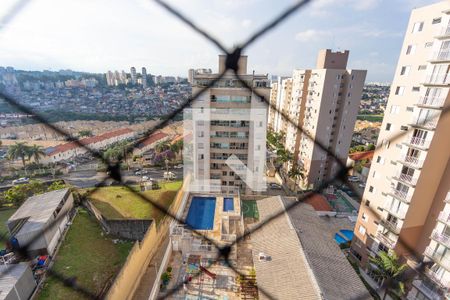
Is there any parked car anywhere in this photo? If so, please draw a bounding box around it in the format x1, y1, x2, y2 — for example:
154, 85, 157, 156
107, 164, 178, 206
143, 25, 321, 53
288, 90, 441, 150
12, 177, 29, 185
348, 176, 359, 182
358, 183, 366, 188
268, 183, 282, 190
163, 171, 176, 180
135, 170, 142, 175
142, 176, 150, 181
174, 164, 183, 169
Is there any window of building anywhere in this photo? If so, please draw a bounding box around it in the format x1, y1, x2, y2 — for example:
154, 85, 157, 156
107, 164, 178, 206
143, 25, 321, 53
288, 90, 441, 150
432, 17, 441, 24
222, 171, 227, 176
358, 225, 366, 235
395, 86, 404, 95
365, 200, 370, 207
412, 22, 424, 33
369, 186, 374, 193
412, 86, 420, 92
400, 66, 410, 76
390, 105, 400, 114
400, 125, 409, 131
425, 42, 433, 48
406, 44, 416, 55
386, 123, 392, 131
406, 106, 414, 112
362, 212, 369, 222
198, 143, 204, 149
418, 65, 427, 70
198, 131, 204, 137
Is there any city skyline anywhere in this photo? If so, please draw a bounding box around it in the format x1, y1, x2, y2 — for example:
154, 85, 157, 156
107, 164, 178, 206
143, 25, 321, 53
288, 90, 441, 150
0, 0, 435, 82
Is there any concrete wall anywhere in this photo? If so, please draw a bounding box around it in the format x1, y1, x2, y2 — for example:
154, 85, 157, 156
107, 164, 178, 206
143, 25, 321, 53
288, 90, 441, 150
105, 176, 190, 300
106, 219, 152, 241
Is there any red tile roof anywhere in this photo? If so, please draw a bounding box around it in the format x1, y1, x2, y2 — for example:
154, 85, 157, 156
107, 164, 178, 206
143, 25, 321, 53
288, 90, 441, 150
138, 131, 168, 149
348, 150, 374, 162
304, 194, 333, 212
48, 128, 133, 155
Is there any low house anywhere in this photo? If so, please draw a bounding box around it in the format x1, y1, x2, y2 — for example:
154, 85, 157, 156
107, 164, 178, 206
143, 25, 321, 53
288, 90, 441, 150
0, 263, 36, 300
42, 128, 135, 164
133, 131, 169, 156
347, 150, 374, 180
7, 189, 74, 256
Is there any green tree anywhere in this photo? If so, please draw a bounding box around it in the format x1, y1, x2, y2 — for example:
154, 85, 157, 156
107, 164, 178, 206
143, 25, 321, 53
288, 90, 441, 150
47, 180, 67, 191
369, 251, 407, 300
7, 142, 28, 167
4, 180, 46, 207
366, 143, 375, 151
170, 140, 183, 160
288, 167, 303, 193
155, 140, 170, 153
78, 130, 93, 137
27, 145, 45, 164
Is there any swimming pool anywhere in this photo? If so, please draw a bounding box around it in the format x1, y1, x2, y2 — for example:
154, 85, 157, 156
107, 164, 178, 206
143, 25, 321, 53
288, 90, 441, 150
328, 192, 356, 213
334, 233, 347, 244
223, 197, 234, 212
186, 196, 216, 230
340, 229, 354, 241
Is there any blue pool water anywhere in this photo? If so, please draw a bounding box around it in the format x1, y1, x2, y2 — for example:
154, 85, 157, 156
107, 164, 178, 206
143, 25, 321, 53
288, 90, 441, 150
186, 196, 216, 230
340, 229, 354, 241
334, 233, 347, 244
223, 197, 234, 212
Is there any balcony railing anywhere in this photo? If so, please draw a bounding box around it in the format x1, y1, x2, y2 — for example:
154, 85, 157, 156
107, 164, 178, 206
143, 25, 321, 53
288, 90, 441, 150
409, 117, 438, 130
417, 95, 446, 108
399, 154, 424, 169
431, 229, 450, 248
438, 211, 450, 225
393, 170, 419, 186
430, 50, 450, 62
389, 186, 413, 203
376, 231, 397, 249
411, 279, 444, 300
436, 26, 450, 38
424, 246, 450, 271
380, 219, 401, 234
424, 73, 450, 85
426, 267, 450, 288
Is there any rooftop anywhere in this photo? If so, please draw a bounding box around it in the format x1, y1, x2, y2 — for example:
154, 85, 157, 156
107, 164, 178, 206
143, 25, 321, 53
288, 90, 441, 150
282, 197, 370, 300
0, 263, 33, 300
304, 194, 333, 212
47, 127, 133, 155
250, 196, 321, 300
348, 150, 374, 162
8, 188, 70, 234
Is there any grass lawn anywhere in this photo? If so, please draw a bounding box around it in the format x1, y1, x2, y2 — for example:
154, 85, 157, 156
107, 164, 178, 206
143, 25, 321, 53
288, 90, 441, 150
357, 114, 384, 122
38, 209, 133, 300
242, 200, 259, 220
0, 208, 16, 236
88, 181, 182, 222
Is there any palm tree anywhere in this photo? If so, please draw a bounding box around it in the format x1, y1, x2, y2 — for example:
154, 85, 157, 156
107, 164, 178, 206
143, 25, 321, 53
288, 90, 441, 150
369, 251, 407, 300
155, 140, 170, 153
27, 145, 45, 164
7, 142, 28, 167
288, 167, 303, 194
170, 140, 183, 161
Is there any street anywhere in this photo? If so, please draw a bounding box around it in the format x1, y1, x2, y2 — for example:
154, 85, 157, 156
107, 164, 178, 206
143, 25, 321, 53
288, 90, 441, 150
63, 167, 184, 188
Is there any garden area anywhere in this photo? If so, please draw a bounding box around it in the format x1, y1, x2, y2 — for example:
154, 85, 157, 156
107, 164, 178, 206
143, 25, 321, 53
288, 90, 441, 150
242, 200, 259, 220
86, 181, 182, 223
38, 209, 133, 300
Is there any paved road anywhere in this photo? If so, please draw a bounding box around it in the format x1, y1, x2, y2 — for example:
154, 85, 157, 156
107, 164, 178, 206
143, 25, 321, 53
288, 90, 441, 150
62, 168, 184, 188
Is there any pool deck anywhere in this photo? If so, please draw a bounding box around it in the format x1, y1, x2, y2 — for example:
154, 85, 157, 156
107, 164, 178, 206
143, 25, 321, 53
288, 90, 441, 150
181, 194, 241, 243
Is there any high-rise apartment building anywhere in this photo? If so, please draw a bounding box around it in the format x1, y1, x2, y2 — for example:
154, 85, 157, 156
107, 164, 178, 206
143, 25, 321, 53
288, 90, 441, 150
350, 2, 450, 299
130, 67, 137, 85
186, 55, 269, 194
268, 49, 366, 189
142, 67, 147, 88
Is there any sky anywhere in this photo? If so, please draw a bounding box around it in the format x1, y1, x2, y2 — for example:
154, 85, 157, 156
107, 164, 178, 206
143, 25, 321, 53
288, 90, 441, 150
0, 0, 437, 82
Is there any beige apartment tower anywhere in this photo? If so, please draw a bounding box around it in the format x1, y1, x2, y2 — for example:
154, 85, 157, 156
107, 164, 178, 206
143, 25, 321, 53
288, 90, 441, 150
350, 2, 450, 299
268, 49, 366, 189
186, 55, 270, 194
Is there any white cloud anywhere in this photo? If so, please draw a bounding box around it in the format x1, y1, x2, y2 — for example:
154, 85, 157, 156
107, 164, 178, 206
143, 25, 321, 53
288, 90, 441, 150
309, 0, 381, 16
241, 19, 252, 28
295, 29, 331, 42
